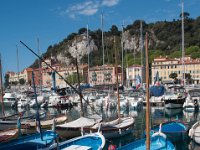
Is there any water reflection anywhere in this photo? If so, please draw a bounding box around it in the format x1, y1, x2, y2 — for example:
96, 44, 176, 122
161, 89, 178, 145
2, 105, 200, 150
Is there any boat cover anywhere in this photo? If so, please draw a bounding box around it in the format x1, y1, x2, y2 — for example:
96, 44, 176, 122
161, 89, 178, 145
57, 115, 102, 128
150, 85, 165, 97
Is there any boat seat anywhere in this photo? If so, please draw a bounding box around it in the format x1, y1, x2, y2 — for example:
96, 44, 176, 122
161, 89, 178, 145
62, 145, 92, 150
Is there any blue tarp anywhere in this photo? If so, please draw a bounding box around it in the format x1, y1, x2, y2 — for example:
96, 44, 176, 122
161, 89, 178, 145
80, 84, 91, 90
150, 85, 165, 96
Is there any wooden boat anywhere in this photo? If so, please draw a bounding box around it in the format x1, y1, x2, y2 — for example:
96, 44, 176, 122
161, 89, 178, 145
21, 115, 67, 134
85, 36, 134, 139
45, 132, 105, 150
189, 121, 200, 144
84, 116, 134, 139
0, 130, 58, 150
0, 129, 18, 143
117, 131, 175, 150
151, 120, 188, 142
0, 111, 46, 131
56, 115, 102, 139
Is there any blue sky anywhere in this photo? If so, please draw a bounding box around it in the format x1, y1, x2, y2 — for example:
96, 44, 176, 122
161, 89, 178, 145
0, 0, 199, 74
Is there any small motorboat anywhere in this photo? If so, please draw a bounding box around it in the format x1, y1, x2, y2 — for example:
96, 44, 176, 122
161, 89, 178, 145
45, 132, 105, 150
0, 130, 58, 150
117, 130, 175, 150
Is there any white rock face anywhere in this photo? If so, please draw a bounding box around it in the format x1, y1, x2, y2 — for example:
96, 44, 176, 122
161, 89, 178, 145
57, 30, 161, 64
57, 34, 97, 64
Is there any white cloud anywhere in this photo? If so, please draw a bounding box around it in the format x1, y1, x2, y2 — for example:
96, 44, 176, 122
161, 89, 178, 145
165, 0, 172, 2
63, 0, 120, 19
102, 0, 119, 7
65, 1, 99, 19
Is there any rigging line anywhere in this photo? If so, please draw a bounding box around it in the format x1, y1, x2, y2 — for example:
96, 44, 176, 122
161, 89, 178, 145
20, 40, 80, 95
20, 41, 101, 116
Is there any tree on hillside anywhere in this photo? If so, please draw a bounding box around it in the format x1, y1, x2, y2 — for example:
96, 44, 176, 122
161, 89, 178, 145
169, 72, 178, 83
65, 73, 83, 84
109, 25, 120, 36
78, 28, 87, 34
19, 78, 26, 85
180, 12, 190, 19
185, 73, 192, 84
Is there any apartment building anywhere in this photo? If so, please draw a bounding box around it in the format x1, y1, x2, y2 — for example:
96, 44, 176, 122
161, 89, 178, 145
88, 64, 122, 86
152, 56, 200, 84
42, 59, 88, 88
8, 68, 33, 85
126, 65, 144, 87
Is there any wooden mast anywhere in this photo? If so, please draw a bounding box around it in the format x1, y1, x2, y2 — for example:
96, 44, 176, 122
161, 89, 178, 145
145, 32, 150, 150
0, 54, 5, 117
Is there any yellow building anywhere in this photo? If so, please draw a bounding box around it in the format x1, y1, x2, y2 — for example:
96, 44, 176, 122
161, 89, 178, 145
126, 65, 143, 86
152, 56, 200, 84
8, 68, 33, 85
88, 64, 122, 86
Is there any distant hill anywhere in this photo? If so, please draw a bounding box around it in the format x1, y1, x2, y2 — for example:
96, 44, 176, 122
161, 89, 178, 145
30, 14, 200, 69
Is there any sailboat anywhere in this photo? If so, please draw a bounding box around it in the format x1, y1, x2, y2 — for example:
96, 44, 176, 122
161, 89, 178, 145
83, 36, 135, 139
0, 54, 19, 143
0, 72, 58, 150
149, 71, 165, 106
116, 33, 175, 150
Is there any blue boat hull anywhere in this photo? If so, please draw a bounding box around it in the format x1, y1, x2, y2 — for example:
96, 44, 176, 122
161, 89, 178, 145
151, 121, 188, 142
0, 130, 57, 150
117, 133, 175, 150
48, 132, 105, 150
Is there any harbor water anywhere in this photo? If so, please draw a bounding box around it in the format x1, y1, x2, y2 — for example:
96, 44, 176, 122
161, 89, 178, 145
0, 105, 199, 150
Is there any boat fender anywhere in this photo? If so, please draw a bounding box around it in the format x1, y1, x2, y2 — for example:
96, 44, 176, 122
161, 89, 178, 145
108, 141, 116, 150
81, 126, 84, 136
98, 123, 102, 133
119, 129, 121, 134
189, 128, 194, 138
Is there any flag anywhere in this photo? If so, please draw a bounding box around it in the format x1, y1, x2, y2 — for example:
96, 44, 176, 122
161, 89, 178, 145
154, 71, 160, 86
136, 75, 141, 90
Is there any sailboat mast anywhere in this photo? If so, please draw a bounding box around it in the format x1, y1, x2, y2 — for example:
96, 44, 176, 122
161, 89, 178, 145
114, 36, 120, 119
121, 23, 124, 86
16, 45, 20, 90
101, 13, 105, 66
32, 71, 43, 140
145, 32, 150, 150
87, 24, 90, 84
140, 20, 143, 85
181, 0, 185, 86
37, 38, 42, 92
75, 39, 84, 117
0, 54, 5, 117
